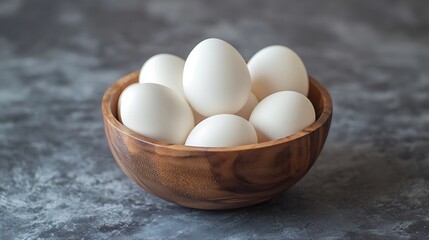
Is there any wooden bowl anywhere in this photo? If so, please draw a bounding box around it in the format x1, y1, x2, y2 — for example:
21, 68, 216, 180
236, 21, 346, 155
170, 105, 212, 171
102, 71, 332, 210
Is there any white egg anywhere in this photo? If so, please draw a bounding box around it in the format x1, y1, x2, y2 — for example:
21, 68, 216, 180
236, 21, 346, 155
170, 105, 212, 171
183, 38, 251, 117
185, 114, 257, 147
139, 54, 186, 97
117, 82, 139, 122
248, 45, 309, 100
119, 83, 194, 144
235, 92, 258, 120
249, 91, 315, 142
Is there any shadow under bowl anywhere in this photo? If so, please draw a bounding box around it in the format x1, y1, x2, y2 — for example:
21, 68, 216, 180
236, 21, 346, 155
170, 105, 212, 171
102, 71, 333, 210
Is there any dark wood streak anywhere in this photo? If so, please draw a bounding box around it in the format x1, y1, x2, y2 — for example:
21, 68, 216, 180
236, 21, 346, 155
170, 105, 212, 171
102, 71, 333, 210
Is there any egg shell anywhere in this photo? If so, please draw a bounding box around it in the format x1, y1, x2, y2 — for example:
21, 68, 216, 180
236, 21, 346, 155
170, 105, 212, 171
235, 92, 258, 120
248, 45, 308, 100
119, 83, 194, 144
183, 38, 251, 117
117, 82, 139, 122
139, 54, 186, 97
249, 91, 315, 142
185, 114, 257, 147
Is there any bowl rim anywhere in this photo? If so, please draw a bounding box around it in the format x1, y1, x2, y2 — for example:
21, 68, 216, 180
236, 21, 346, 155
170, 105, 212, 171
102, 71, 332, 153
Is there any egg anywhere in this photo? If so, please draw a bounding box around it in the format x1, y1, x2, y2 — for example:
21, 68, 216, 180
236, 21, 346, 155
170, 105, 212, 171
117, 82, 139, 122
249, 91, 315, 142
235, 92, 258, 120
183, 38, 251, 117
248, 45, 309, 100
185, 114, 257, 147
119, 83, 194, 144
139, 54, 186, 97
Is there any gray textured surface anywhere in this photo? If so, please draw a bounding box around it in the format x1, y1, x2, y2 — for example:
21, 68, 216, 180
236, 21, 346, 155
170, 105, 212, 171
1, 0, 428, 239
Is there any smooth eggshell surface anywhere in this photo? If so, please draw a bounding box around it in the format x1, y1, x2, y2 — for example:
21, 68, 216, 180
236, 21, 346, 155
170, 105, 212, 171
185, 114, 257, 147
183, 38, 251, 117
235, 92, 258, 120
117, 82, 139, 122
139, 54, 186, 97
119, 83, 194, 144
248, 45, 308, 100
249, 91, 315, 142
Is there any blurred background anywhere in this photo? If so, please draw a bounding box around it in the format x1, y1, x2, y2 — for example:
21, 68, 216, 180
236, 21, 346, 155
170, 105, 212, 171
1, 0, 428, 239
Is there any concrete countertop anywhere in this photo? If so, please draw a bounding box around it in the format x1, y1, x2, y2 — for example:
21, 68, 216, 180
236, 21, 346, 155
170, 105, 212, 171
1, 0, 428, 239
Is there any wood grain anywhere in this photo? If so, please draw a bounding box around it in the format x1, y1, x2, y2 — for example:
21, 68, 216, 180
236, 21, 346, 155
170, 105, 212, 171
102, 71, 333, 209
